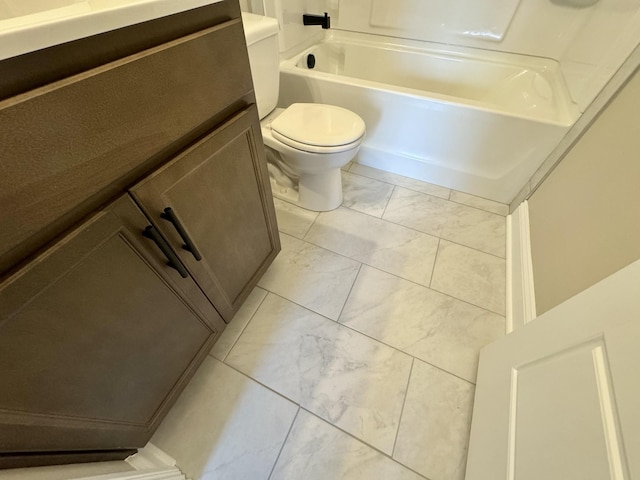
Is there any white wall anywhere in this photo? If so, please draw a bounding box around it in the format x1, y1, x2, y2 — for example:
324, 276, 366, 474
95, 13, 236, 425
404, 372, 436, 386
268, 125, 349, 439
243, 0, 337, 56
336, 0, 640, 112
528, 66, 640, 314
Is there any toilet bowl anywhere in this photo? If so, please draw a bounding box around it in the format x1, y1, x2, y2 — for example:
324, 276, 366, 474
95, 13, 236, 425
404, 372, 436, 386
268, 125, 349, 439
242, 12, 366, 211
261, 104, 365, 211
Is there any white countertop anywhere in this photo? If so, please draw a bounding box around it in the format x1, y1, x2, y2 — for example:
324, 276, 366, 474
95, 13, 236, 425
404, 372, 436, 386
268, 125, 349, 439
0, 0, 224, 61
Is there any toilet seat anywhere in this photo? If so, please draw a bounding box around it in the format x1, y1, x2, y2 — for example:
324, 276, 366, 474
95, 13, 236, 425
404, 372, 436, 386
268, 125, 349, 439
270, 103, 365, 154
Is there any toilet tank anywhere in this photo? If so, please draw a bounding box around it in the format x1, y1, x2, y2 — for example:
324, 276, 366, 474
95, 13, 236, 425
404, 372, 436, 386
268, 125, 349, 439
241, 12, 280, 119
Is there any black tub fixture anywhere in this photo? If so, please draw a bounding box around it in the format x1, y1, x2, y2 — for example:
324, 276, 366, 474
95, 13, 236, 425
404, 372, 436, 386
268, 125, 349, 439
303, 12, 330, 29
307, 54, 316, 69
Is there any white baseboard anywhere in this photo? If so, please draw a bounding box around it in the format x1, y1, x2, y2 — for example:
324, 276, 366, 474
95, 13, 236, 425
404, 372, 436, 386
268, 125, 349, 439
74, 468, 185, 480
71, 444, 185, 480
126, 443, 177, 471
506, 200, 537, 333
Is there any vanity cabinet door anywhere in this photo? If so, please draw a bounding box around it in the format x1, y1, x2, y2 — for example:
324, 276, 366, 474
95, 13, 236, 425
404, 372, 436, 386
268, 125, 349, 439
0, 195, 225, 457
131, 105, 280, 322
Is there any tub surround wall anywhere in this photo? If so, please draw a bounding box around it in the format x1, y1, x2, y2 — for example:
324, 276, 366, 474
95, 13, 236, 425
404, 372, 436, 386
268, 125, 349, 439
336, 0, 640, 112
261, 0, 334, 57
364, 0, 521, 43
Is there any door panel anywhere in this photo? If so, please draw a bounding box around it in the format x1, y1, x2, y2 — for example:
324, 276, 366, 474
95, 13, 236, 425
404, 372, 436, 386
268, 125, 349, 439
0, 195, 224, 452
513, 339, 622, 479
131, 106, 280, 321
466, 260, 640, 480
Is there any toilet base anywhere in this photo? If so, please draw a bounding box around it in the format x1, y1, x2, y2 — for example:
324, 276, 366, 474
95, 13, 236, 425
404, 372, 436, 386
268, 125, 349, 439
269, 168, 343, 212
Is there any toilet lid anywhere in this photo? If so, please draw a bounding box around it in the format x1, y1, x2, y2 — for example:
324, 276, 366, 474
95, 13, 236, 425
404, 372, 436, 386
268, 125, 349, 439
270, 103, 365, 148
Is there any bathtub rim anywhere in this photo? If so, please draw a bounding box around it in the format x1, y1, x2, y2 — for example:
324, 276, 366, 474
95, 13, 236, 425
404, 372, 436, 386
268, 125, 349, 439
281, 29, 580, 127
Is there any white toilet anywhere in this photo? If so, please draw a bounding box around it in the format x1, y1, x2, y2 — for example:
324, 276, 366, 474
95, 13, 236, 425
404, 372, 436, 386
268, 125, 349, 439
242, 12, 366, 211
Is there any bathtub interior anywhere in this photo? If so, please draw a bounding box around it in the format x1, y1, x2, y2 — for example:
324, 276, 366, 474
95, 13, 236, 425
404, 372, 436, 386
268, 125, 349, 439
289, 31, 579, 126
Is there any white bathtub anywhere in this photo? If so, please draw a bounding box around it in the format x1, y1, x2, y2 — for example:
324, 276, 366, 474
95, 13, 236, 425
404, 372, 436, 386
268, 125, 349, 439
279, 30, 580, 203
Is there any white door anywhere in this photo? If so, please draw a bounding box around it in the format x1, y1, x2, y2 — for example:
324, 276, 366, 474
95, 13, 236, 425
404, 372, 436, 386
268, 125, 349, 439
466, 260, 640, 480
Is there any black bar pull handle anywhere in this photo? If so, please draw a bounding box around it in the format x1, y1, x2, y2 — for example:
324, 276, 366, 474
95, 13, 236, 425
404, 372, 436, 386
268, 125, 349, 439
160, 207, 203, 261
142, 225, 189, 278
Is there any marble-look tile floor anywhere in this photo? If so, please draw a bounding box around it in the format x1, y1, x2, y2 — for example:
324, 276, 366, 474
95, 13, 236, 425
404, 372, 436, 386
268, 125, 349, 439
151, 164, 507, 480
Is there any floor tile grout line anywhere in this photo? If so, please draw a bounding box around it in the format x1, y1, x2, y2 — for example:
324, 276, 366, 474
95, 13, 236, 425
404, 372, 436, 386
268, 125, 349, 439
259, 289, 351, 325
378, 214, 507, 260
430, 279, 506, 316
267, 406, 302, 480
257, 288, 441, 371
222, 303, 476, 391
296, 210, 446, 285
299, 407, 432, 480
423, 234, 506, 261
382, 209, 506, 257
427, 238, 441, 289
380, 184, 395, 218
342, 169, 394, 208
271, 233, 505, 320
300, 212, 320, 241
332, 204, 442, 243
276, 231, 368, 273
220, 356, 303, 409
383, 183, 507, 218
288, 212, 505, 262
316, 245, 439, 291
279, 180, 506, 251
335, 262, 364, 323
215, 295, 475, 475
392, 357, 415, 458
347, 165, 451, 200
338, 317, 478, 386
348, 163, 507, 215
291, 202, 505, 263
215, 355, 433, 477
255, 287, 478, 386
344, 193, 507, 258
449, 189, 510, 215
221, 309, 475, 420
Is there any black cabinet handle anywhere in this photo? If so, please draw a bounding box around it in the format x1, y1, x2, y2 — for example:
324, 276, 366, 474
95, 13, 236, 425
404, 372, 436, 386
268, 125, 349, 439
160, 207, 202, 261
142, 225, 189, 278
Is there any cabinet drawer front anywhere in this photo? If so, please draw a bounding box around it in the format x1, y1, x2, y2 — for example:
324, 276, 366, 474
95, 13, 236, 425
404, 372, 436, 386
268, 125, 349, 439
131, 106, 280, 321
0, 195, 224, 452
0, 17, 253, 274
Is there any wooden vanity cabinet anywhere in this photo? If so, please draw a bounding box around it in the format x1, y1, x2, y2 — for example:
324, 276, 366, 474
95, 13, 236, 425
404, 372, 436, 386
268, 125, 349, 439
0, 3, 280, 467
0, 104, 279, 465
0, 195, 225, 458
131, 106, 279, 321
